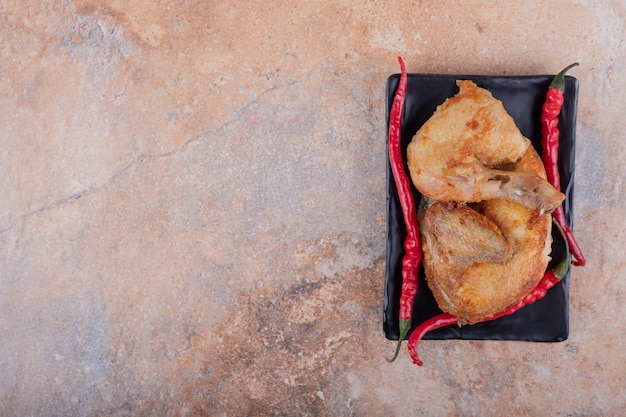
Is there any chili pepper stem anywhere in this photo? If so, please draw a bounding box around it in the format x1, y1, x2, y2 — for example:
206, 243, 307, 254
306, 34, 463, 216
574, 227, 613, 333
386, 319, 411, 363
550, 63, 579, 91
551, 219, 572, 279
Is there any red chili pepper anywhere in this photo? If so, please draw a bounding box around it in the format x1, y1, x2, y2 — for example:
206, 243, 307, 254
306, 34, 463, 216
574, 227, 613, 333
541, 63, 586, 266
386, 57, 423, 363
407, 313, 458, 366
408, 221, 571, 366
483, 270, 564, 321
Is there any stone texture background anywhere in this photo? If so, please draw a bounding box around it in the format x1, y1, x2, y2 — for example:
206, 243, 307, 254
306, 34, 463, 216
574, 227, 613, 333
1, 1, 624, 416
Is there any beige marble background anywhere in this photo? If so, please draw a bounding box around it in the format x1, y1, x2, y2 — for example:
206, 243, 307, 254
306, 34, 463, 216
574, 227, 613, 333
1, 1, 624, 416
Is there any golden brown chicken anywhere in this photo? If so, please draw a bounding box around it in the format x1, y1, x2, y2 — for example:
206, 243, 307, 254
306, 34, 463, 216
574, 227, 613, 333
407, 80, 565, 214
408, 80, 558, 324
419, 146, 553, 324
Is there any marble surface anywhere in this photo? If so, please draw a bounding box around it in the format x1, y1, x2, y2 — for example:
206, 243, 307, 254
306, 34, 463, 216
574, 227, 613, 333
1, 1, 624, 415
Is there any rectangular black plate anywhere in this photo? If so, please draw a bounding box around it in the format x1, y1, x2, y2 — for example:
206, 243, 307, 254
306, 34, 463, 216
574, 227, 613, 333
384, 73, 578, 341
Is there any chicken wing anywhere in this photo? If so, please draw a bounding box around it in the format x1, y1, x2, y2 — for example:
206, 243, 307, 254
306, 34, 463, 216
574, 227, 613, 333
407, 80, 565, 214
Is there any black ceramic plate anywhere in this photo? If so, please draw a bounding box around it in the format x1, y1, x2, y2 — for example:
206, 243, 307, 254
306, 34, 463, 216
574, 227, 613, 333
383, 73, 578, 341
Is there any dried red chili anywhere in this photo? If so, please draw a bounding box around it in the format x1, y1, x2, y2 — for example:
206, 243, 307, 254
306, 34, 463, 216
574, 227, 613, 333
386, 57, 423, 363
541, 63, 586, 266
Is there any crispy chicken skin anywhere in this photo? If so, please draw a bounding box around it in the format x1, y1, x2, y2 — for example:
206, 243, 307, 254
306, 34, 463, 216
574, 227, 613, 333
419, 147, 553, 324
407, 80, 564, 214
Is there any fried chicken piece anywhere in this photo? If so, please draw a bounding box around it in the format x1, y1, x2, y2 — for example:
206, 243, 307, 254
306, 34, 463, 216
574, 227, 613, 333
419, 146, 553, 324
407, 80, 565, 214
